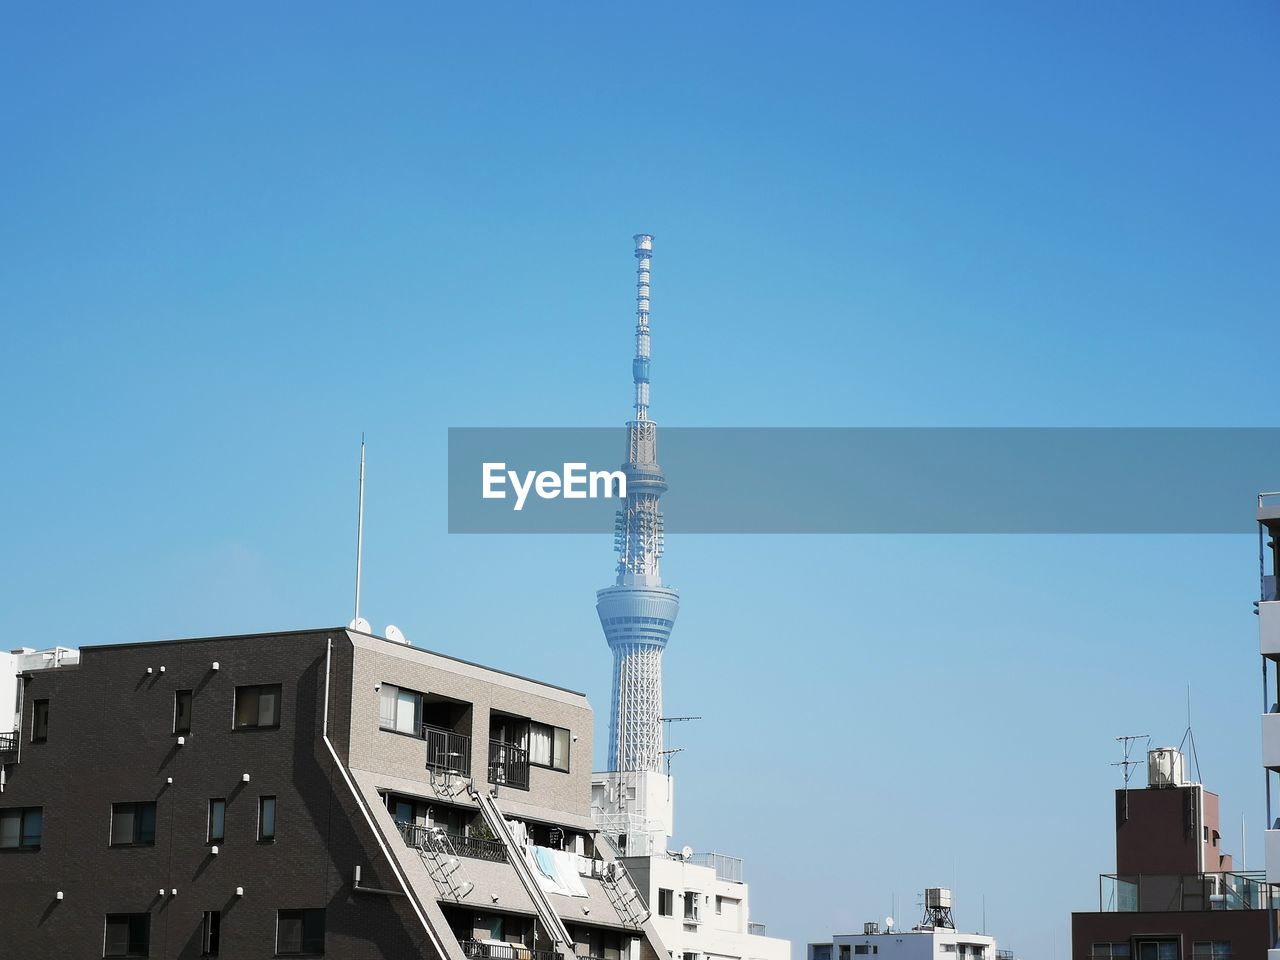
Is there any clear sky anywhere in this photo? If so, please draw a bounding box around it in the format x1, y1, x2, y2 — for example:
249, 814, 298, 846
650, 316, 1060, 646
3, 4, 1278, 956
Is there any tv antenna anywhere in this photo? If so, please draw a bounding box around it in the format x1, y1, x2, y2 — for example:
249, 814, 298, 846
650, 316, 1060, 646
1177, 685, 1203, 784
1113, 733, 1149, 821
348, 435, 370, 633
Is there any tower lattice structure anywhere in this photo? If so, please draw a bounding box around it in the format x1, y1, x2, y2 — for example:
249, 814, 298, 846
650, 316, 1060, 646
597, 234, 680, 774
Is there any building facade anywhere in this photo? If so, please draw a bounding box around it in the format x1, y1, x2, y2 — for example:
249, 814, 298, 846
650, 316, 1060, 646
0, 626, 671, 960
1070, 747, 1278, 959
622, 851, 790, 960
1259, 494, 1280, 958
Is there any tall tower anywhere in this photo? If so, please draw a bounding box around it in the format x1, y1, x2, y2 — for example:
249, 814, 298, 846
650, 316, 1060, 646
597, 234, 681, 775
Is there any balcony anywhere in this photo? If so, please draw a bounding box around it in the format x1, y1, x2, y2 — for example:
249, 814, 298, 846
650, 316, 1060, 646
1262, 602, 1280, 657
1264, 713, 1280, 770
0, 732, 16, 752
460, 941, 555, 960
395, 820, 507, 863
1098, 871, 1280, 912
424, 724, 472, 776
748, 923, 767, 936
489, 740, 530, 790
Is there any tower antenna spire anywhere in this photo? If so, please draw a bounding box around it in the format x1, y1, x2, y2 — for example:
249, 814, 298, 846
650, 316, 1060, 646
353, 434, 366, 626
598, 233, 681, 774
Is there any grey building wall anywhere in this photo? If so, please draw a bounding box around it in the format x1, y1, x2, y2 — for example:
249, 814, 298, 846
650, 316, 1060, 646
0, 628, 433, 959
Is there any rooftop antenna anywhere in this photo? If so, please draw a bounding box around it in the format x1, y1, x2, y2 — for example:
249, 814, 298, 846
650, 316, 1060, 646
1113, 733, 1149, 821
1177, 685, 1203, 783
659, 717, 701, 777
348, 435, 370, 633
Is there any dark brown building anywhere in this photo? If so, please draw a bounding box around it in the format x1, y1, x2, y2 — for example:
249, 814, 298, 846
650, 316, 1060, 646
1071, 749, 1278, 960
0, 627, 669, 960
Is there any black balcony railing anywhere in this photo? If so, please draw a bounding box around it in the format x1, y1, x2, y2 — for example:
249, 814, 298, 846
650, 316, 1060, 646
488, 739, 530, 790
0, 732, 16, 752
424, 724, 472, 776
395, 820, 507, 863
461, 941, 533, 960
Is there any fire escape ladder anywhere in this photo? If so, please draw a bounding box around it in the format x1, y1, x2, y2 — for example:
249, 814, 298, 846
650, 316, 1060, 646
599, 859, 649, 929
411, 824, 473, 902
470, 787, 575, 959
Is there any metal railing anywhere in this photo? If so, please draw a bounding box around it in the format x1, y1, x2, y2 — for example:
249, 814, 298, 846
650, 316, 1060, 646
488, 740, 530, 790
0, 732, 16, 751
687, 851, 744, 883
424, 724, 472, 776
748, 923, 767, 936
460, 941, 540, 960
1099, 871, 1280, 912
396, 820, 507, 863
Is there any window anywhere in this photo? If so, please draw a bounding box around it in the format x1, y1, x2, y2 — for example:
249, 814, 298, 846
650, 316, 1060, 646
839, 947, 851, 960
528, 722, 570, 771
854, 948, 871, 957
110, 802, 157, 846
276, 908, 324, 956
658, 888, 674, 917
1192, 944, 1230, 960
1092, 947, 1131, 960
234, 684, 281, 728
202, 911, 221, 956
104, 913, 150, 957
0, 807, 42, 848
378, 684, 422, 735
683, 891, 700, 922
32, 700, 49, 742
1136, 945, 1176, 960
175, 691, 193, 734
208, 799, 225, 843
259, 796, 276, 841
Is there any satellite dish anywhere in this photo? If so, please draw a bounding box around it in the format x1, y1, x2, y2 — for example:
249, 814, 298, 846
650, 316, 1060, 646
680, 845, 694, 860
348, 617, 371, 633
885, 917, 894, 931
386, 624, 409, 645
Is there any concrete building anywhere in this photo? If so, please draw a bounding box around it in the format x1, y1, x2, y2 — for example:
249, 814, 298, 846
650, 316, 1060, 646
623, 850, 790, 960
808, 890, 1000, 960
1258, 492, 1280, 957
1070, 745, 1277, 959
0, 626, 671, 959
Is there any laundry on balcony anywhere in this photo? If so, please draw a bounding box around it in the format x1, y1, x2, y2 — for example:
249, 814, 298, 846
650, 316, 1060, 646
529, 845, 588, 898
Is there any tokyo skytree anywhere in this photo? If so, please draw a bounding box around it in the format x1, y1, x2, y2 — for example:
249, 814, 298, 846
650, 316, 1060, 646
597, 234, 680, 774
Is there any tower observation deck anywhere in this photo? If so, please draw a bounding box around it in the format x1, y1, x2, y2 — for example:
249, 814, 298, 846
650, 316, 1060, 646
597, 234, 680, 775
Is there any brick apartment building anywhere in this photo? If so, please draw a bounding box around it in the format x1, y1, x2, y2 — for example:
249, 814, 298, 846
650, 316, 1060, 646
0, 627, 667, 959
1071, 747, 1279, 960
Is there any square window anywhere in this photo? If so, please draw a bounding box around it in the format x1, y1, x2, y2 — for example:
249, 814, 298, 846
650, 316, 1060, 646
104, 913, 150, 957
528, 721, 571, 771
175, 691, 193, 734
110, 802, 157, 846
378, 684, 423, 735
0, 807, 42, 848
208, 799, 225, 843
259, 796, 276, 841
234, 685, 281, 729
32, 700, 49, 742
276, 908, 324, 955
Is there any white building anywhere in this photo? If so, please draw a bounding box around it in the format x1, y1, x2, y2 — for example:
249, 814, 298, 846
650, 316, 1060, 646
621, 848, 790, 960
809, 890, 1001, 960
0, 644, 79, 790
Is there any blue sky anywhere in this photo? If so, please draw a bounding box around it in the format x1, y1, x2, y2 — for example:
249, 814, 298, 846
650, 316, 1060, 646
3, 3, 1278, 956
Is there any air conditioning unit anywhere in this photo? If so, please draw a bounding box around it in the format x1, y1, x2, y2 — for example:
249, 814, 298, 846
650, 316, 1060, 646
1148, 747, 1186, 788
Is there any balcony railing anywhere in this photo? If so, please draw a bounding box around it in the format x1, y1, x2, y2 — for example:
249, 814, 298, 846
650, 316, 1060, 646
0, 732, 16, 752
489, 739, 530, 790
395, 820, 507, 863
748, 923, 767, 936
1099, 871, 1280, 912
461, 941, 536, 960
687, 851, 744, 883
424, 724, 472, 776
